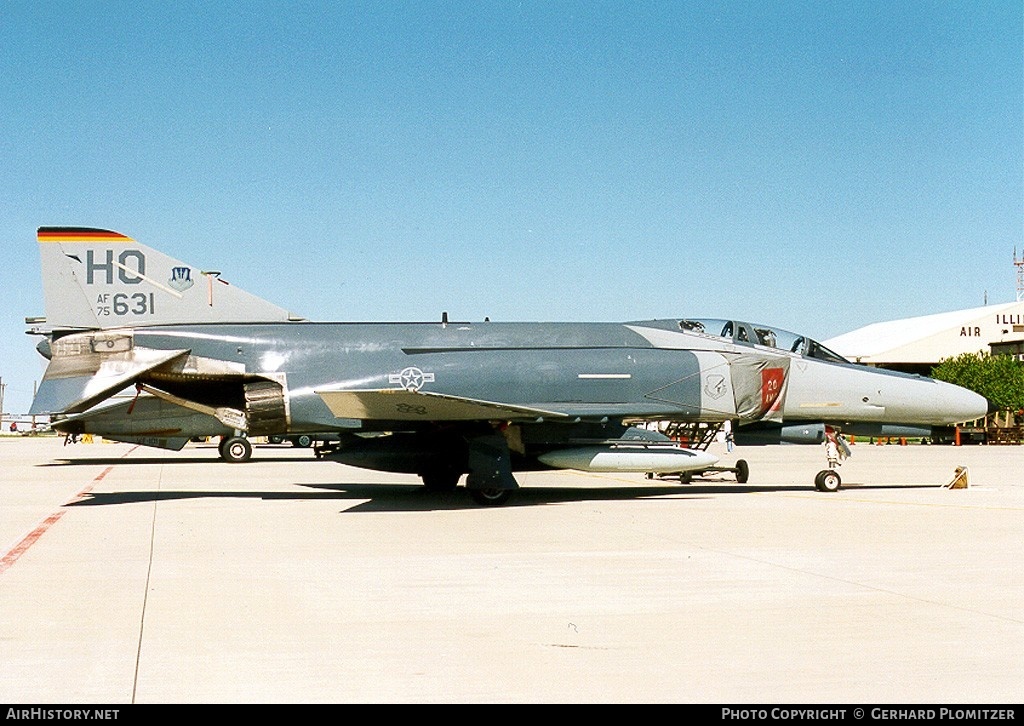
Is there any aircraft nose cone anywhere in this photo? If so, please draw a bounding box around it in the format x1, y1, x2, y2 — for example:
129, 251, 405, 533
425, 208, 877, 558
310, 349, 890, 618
938, 381, 992, 424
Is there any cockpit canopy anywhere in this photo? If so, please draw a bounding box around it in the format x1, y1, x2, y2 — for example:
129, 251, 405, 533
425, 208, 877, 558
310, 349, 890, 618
678, 318, 850, 363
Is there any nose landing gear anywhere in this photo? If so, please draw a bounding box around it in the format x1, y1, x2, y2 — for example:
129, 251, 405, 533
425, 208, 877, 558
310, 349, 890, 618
814, 468, 841, 492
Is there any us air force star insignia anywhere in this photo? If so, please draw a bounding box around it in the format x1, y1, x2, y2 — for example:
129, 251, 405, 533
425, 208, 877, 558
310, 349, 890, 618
389, 366, 435, 392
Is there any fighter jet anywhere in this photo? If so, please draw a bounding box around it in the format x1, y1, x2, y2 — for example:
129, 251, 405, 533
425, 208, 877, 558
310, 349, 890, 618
28, 227, 991, 505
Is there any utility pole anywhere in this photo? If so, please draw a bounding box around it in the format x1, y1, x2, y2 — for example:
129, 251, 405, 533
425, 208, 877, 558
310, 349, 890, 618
1015, 247, 1024, 302
0, 377, 5, 430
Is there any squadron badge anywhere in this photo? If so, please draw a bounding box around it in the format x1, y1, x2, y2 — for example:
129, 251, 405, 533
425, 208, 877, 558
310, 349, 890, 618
168, 266, 194, 292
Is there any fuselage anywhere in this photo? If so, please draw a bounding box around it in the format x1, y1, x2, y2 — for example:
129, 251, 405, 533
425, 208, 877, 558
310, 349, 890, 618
38, 317, 990, 437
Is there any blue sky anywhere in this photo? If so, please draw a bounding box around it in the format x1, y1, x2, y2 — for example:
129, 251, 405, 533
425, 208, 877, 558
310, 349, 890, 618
0, 1, 1021, 415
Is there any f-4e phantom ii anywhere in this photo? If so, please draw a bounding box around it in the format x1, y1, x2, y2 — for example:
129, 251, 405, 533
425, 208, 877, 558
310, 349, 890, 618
28, 227, 991, 505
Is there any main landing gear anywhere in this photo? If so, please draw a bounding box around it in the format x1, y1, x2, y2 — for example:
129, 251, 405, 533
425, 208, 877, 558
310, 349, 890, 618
414, 432, 518, 506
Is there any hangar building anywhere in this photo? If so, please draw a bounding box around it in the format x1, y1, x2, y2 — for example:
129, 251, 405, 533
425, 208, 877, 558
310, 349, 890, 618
823, 300, 1024, 376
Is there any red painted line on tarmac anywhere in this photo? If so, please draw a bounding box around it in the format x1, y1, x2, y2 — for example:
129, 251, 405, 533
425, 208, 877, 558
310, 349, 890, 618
0, 447, 139, 576
0, 510, 69, 574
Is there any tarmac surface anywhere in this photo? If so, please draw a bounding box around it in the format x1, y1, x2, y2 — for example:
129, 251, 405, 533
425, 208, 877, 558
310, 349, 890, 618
0, 434, 1021, 704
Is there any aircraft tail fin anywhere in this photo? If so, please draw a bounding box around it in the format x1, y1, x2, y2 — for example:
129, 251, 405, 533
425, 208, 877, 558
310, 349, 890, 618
36, 227, 303, 330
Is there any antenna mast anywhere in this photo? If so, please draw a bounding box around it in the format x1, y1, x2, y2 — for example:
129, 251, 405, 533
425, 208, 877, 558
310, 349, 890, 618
1016, 247, 1024, 302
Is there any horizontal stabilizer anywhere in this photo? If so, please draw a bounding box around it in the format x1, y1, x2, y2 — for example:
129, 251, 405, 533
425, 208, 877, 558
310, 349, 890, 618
30, 347, 189, 415
316, 388, 569, 422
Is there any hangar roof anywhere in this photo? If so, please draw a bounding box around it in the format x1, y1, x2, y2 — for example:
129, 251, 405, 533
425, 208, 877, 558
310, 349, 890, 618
824, 301, 1024, 365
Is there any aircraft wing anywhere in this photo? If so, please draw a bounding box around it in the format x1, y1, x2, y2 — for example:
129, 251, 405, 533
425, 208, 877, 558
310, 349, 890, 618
316, 388, 571, 422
